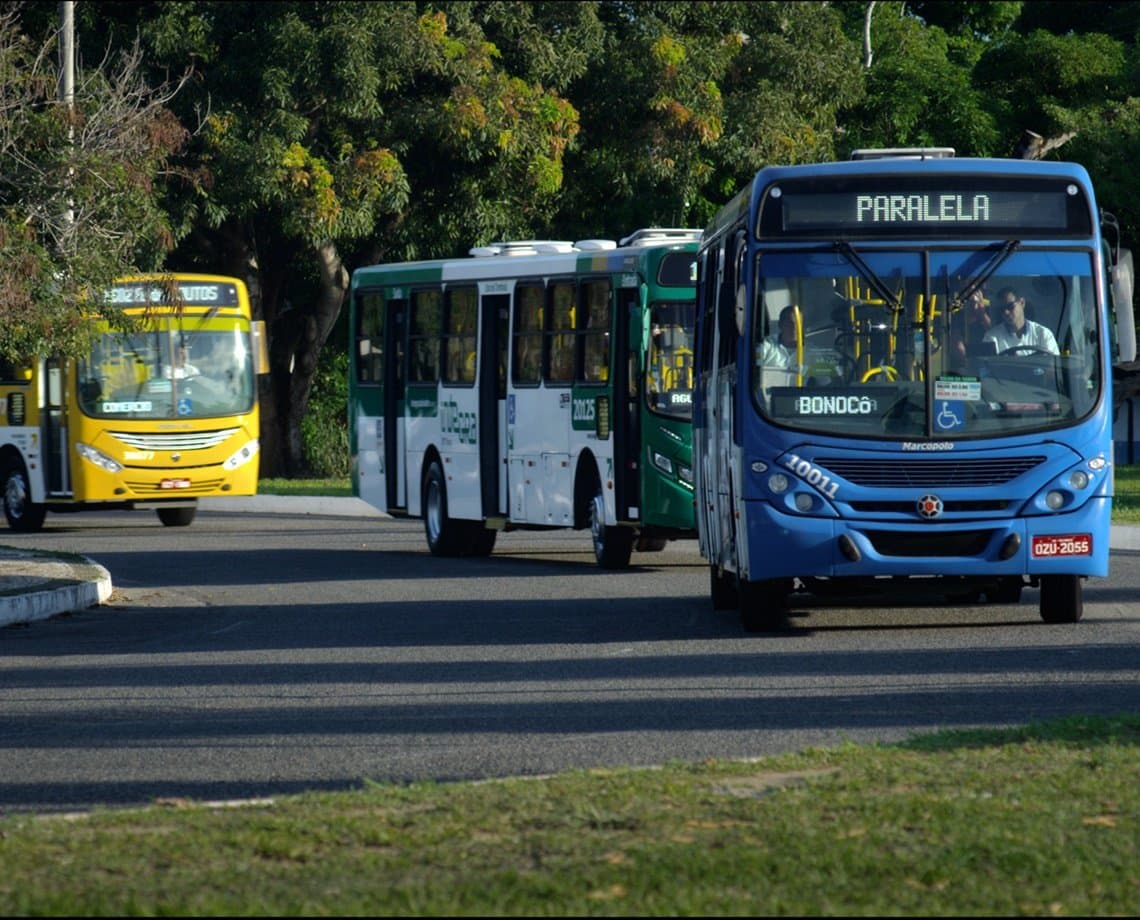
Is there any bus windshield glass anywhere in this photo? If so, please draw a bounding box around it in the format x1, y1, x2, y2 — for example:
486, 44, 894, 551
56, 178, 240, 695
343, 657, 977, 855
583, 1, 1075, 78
77, 320, 256, 420
753, 247, 1100, 439
647, 300, 695, 419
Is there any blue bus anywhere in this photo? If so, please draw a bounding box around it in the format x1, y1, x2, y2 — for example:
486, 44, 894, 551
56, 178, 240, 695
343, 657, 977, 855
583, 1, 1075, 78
693, 148, 1136, 630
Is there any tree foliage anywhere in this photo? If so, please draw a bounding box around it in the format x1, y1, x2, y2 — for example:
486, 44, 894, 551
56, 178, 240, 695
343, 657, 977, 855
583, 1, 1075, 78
5, 0, 1140, 474
0, 5, 186, 364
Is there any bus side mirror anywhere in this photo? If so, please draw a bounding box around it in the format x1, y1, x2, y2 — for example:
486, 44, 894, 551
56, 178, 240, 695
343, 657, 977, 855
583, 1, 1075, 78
1112, 249, 1136, 363
251, 321, 270, 374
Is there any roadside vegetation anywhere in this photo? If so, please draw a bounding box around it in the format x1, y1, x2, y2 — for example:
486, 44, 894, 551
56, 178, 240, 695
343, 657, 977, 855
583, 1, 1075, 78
1, 714, 1137, 915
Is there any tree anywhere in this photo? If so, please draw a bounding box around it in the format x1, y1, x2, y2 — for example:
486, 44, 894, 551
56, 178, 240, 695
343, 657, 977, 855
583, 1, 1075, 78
556, 1, 864, 238
0, 6, 187, 365
87, 1, 593, 476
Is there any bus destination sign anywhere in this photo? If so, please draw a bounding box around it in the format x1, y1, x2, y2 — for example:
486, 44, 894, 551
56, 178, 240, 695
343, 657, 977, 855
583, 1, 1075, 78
106, 281, 240, 307
764, 176, 1090, 238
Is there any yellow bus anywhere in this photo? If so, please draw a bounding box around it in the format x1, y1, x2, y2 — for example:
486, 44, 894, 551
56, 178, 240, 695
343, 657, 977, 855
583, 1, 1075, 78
0, 273, 268, 531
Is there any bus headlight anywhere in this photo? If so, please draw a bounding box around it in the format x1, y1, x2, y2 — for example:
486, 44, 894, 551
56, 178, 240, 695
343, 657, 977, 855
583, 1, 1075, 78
1045, 490, 1066, 510
1068, 470, 1090, 490
678, 464, 693, 485
223, 439, 260, 471
652, 451, 674, 475
768, 473, 790, 494
75, 441, 122, 474
794, 492, 814, 512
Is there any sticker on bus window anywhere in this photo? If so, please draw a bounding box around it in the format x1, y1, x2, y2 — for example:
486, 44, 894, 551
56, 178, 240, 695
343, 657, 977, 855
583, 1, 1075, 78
933, 400, 966, 432
102, 401, 152, 412
934, 376, 981, 401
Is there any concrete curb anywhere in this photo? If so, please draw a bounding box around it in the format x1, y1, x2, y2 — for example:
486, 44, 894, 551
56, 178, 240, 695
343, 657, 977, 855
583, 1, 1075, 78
0, 552, 113, 628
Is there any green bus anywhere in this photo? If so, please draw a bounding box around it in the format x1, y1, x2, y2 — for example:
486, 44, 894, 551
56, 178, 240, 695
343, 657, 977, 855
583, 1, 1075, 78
348, 228, 699, 567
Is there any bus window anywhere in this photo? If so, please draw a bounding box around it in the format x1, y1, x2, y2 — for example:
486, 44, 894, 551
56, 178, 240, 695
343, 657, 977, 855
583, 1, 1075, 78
410, 289, 442, 383
443, 287, 477, 385
513, 283, 544, 385
548, 281, 576, 384
581, 279, 611, 383
356, 292, 384, 384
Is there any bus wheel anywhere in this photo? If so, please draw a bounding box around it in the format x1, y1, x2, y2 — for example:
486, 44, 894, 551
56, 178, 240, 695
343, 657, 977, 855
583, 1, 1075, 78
1039, 574, 1083, 623
464, 525, 497, 557
424, 460, 460, 557
2, 460, 46, 532
739, 577, 788, 632
710, 566, 738, 610
157, 506, 197, 527
589, 489, 633, 569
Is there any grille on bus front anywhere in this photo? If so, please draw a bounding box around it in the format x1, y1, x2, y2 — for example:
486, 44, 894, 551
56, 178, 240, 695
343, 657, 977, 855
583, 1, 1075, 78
862, 529, 995, 557
817, 456, 1044, 488
123, 477, 227, 495
110, 429, 239, 451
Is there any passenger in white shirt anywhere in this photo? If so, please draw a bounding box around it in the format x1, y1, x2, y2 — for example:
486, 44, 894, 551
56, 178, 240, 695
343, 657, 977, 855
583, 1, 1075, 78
758, 305, 800, 369
983, 287, 1059, 355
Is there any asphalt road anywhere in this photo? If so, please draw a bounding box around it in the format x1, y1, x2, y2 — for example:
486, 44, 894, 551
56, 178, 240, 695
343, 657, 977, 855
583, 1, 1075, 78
2, 507, 1139, 815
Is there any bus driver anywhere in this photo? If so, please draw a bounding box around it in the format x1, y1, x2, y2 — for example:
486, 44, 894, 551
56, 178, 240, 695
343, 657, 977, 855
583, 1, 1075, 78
983, 286, 1059, 355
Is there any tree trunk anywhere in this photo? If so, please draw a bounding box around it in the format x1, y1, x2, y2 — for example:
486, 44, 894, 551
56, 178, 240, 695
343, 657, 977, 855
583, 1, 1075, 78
268, 239, 349, 477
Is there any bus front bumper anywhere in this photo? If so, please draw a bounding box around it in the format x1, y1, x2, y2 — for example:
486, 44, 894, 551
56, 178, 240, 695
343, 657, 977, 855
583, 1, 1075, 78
741, 499, 1111, 582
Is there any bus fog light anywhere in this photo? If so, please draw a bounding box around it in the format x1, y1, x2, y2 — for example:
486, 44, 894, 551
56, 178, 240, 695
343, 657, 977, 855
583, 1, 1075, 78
768, 473, 789, 494
794, 492, 814, 512
1068, 470, 1089, 489
1045, 490, 1065, 510
223, 439, 260, 471
75, 441, 122, 474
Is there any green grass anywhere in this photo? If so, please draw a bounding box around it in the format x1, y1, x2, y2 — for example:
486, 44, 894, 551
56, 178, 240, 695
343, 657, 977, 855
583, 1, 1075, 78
2, 714, 1138, 915
257, 476, 352, 497
1114, 463, 1140, 523
260, 466, 1140, 522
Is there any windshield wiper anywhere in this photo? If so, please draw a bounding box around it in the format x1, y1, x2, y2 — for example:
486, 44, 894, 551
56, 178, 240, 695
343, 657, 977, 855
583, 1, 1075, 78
946, 239, 1021, 311
834, 241, 904, 314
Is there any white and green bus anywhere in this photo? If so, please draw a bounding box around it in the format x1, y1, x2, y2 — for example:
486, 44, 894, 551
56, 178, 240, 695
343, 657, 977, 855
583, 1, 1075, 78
348, 228, 700, 567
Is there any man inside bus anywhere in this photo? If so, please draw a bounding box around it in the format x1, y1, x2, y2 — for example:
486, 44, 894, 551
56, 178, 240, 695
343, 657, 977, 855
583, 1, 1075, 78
163, 342, 200, 379
757, 305, 801, 369
983, 286, 1059, 355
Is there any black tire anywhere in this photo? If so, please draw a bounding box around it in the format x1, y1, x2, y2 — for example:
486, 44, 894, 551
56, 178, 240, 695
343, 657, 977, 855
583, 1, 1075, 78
1039, 574, 1083, 623
464, 525, 497, 557
157, 506, 197, 527
423, 459, 461, 557
2, 460, 46, 532
710, 565, 738, 610
739, 577, 789, 632
589, 487, 633, 569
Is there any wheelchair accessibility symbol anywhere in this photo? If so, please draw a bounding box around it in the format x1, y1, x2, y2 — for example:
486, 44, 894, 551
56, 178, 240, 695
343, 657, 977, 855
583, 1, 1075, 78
935, 400, 964, 431
177, 397, 193, 417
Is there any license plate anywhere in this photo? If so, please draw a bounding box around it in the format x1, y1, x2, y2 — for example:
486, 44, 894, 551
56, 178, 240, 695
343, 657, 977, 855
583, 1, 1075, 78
160, 478, 191, 490
1031, 534, 1092, 557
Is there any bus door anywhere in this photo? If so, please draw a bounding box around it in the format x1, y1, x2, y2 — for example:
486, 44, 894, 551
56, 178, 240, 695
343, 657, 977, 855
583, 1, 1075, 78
479, 292, 509, 517
382, 295, 407, 512
613, 283, 639, 521
43, 356, 70, 496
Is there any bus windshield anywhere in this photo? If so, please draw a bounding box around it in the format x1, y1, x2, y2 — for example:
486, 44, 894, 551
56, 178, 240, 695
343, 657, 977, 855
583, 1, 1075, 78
77, 320, 256, 420
647, 300, 695, 419
753, 247, 1101, 439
